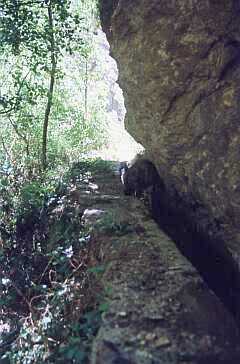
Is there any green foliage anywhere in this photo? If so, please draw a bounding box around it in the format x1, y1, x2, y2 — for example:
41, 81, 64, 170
0, 160, 108, 363
20, 181, 51, 211
70, 158, 115, 175
0, 0, 112, 360
0, 0, 84, 57
95, 212, 134, 236
3, 294, 104, 364
0, 0, 107, 172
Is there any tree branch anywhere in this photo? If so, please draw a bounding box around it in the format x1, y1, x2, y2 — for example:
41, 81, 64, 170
0, 70, 31, 115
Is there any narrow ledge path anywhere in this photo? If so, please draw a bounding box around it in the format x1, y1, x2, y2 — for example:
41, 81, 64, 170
80, 165, 240, 364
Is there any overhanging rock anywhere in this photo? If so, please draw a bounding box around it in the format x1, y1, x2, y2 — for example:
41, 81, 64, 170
99, 0, 240, 263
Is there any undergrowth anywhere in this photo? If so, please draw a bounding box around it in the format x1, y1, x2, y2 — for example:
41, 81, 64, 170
94, 212, 134, 236
0, 158, 112, 363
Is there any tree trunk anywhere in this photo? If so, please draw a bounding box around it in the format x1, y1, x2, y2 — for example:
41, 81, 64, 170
84, 58, 88, 119
42, 0, 56, 170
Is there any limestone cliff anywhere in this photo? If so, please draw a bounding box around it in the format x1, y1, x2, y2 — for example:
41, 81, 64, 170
100, 0, 240, 259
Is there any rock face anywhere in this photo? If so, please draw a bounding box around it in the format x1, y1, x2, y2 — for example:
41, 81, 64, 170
100, 1, 240, 260
94, 29, 126, 124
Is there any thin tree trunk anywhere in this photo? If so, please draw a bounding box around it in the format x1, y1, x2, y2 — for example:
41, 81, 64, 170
84, 58, 88, 119
42, 0, 57, 170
